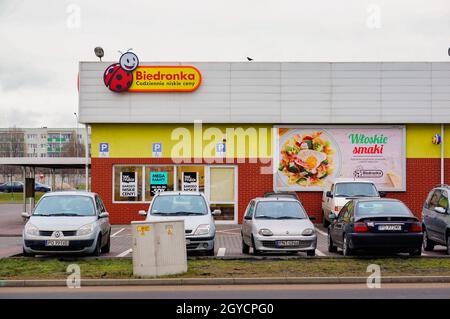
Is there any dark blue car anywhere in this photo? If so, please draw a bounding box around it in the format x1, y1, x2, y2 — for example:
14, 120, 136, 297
328, 198, 423, 256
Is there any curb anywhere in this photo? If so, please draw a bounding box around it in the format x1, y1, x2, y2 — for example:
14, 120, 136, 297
2, 276, 450, 287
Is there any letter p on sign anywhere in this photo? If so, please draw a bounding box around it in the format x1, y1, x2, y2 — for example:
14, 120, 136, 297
99, 142, 109, 158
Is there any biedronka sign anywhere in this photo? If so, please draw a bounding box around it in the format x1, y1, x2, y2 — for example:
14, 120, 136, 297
103, 50, 201, 93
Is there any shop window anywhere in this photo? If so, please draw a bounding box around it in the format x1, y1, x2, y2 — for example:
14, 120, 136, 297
209, 167, 236, 221
113, 166, 143, 202
176, 166, 205, 193
145, 166, 175, 201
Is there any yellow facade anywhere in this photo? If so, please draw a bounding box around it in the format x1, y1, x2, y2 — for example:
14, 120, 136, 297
91, 123, 449, 159
91, 123, 272, 158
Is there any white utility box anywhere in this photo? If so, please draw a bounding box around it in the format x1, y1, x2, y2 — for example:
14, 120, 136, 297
131, 220, 187, 277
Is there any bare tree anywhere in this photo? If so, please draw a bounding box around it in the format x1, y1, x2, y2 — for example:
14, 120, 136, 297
61, 130, 85, 158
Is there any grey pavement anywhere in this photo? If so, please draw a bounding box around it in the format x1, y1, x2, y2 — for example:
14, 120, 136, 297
2, 283, 450, 299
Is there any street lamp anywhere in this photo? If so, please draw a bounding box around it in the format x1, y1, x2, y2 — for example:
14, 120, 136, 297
73, 112, 79, 158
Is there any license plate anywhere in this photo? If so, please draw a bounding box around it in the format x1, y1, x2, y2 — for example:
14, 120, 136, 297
378, 224, 402, 231
45, 240, 69, 247
185, 239, 191, 245
276, 240, 299, 247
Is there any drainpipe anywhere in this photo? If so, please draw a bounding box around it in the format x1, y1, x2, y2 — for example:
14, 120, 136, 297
84, 124, 89, 191
441, 124, 445, 185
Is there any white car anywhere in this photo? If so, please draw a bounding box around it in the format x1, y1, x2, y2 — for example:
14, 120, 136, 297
241, 197, 317, 256
22, 191, 111, 256
139, 191, 220, 256
321, 178, 382, 227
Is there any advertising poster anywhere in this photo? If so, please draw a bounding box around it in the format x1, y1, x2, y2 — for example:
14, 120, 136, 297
182, 172, 199, 192
120, 172, 137, 197
275, 126, 405, 191
150, 172, 168, 195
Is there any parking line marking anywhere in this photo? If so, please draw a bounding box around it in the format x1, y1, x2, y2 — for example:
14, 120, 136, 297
315, 249, 326, 257
314, 227, 328, 237
217, 248, 226, 256
111, 228, 125, 238
116, 248, 132, 257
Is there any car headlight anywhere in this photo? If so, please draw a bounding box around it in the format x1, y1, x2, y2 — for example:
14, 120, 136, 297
194, 224, 210, 236
77, 223, 94, 236
258, 228, 273, 236
25, 223, 39, 236
302, 228, 315, 236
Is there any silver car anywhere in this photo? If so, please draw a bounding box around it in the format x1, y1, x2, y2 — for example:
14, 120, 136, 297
139, 191, 220, 256
22, 191, 111, 256
241, 197, 317, 256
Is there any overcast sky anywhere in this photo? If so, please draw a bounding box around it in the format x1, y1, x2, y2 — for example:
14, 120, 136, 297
0, 0, 449, 128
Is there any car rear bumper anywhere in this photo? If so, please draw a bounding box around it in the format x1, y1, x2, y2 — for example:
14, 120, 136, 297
349, 232, 423, 250
254, 235, 317, 251
23, 239, 96, 254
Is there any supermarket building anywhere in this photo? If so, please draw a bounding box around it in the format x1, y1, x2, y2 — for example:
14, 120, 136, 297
79, 60, 450, 224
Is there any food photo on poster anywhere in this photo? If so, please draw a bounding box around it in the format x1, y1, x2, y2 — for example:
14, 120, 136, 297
275, 126, 405, 192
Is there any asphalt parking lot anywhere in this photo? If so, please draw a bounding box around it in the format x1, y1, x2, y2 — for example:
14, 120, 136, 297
1, 203, 449, 258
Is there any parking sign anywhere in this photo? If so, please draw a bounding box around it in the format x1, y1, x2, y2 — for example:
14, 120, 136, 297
216, 143, 226, 157
152, 142, 162, 157
99, 142, 109, 158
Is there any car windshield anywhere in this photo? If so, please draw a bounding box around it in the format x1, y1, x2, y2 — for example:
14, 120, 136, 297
33, 195, 96, 216
254, 201, 307, 219
150, 195, 208, 216
334, 183, 379, 197
356, 201, 411, 217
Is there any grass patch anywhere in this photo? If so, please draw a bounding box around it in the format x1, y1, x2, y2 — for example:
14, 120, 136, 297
0, 192, 45, 203
2, 257, 450, 280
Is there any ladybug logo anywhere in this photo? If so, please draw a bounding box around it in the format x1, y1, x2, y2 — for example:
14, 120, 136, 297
103, 50, 139, 93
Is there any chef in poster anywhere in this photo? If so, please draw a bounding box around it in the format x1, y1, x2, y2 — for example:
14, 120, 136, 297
120, 172, 137, 197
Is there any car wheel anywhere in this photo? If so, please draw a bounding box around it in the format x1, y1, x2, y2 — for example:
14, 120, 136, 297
205, 243, 215, 256
252, 237, 261, 255
242, 237, 250, 254
92, 235, 102, 256
409, 247, 422, 257
447, 236, 450, 256
423, 229, 435, 251
101, 231, 111, 254
306, 250, 316, 257
343, 235, 353, 256
22, 247, 34, 257
322, 211, 330, 227
328, 233, 338, 253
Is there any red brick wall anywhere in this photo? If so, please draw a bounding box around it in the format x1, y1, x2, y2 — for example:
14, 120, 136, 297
91, 157, 444, 224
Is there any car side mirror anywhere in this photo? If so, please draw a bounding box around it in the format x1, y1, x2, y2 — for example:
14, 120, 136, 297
138, 210, 147, 217
99, 212, 109, 219
21, 212, 30, 219
379, 191, 387, 198
326, 191, 333, 198
309, 216, 316, 221
244, 215, 252, 220
434, 207, 447, 214
212, 209, 221, 216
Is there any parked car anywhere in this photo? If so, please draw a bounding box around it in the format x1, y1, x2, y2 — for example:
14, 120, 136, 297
322, 178, 384, 227
0, 181, 24, 193
327, 198, 422, 256
34, 182, 51, 193
264, 191, 300, 202
139, 191, 220, 256
422, 185, 450, 254
22, 191, 111, 256
0, 181, 51, 193
241, 197, 317, 256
